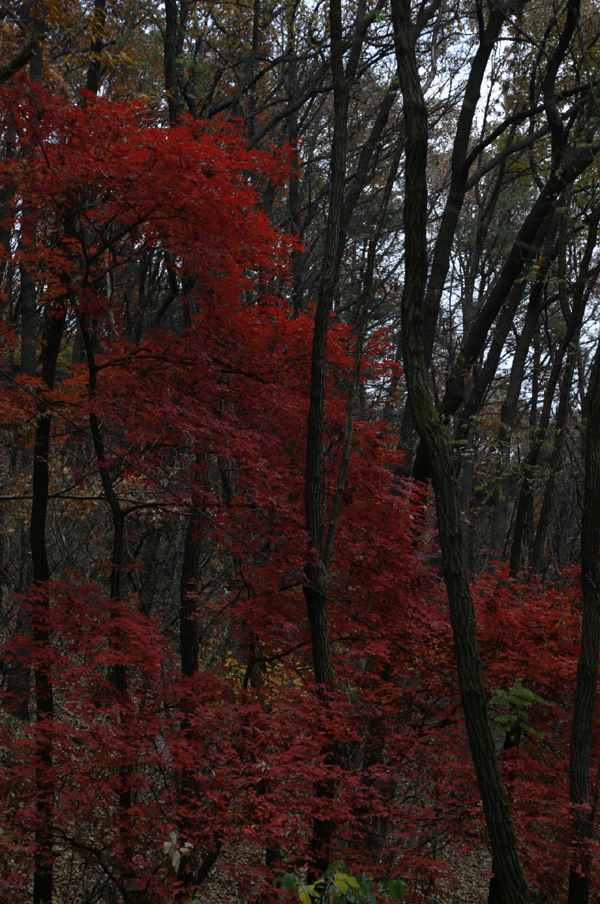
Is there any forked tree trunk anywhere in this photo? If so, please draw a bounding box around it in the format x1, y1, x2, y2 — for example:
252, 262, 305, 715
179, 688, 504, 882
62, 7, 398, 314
390, 1, 529, 901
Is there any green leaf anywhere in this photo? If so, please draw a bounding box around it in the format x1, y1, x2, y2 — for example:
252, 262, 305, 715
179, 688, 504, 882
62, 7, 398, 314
275, 873, 298, 895
388, 878, 406, 900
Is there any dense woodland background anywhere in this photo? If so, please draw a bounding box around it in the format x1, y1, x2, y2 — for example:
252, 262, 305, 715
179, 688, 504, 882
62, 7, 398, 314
1, 0, 600, 902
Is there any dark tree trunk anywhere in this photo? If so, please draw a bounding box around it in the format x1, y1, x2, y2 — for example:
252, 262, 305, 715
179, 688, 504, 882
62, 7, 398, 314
390, 2, 529, 901
302, 0, 349, 875
530, 346, 576, 573
398, 1, 508, 464
567, 345, 600, 904
176, 453, 214, 894
163, 0, 191, 123
0, 39, 42, 83
303, 0, 348, 688
180, 513, 201, 678
28, 26, 43, 84
85, 0, 107, 95
31, 303, 66, 904
488, 725, 523, 904
490, 301, 543, 554
20, 262, 37, 378
80, 313, 134, 878
459, 428, 476, 571
6, 213, 38, 720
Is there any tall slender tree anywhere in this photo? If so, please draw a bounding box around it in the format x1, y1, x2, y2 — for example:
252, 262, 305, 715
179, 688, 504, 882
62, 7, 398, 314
391, 0, 529, 900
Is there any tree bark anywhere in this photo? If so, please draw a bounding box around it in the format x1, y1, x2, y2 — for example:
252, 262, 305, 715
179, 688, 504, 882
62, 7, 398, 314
164, 0, 191, 123
567, 331, 600, 904
398, 0, 508, 463
178, 451, 208, 678
490, 296, 545, 553
0, 39, 43, 83
530, 347, 576, 573
31, 303, 66, 904
302, 0, 348, 875
80, 312, 134, 886
391, 1, 529, 900
303, 0, 348, 690
6, 208, 38, 720
20, 262, 37, 378
180, 509, 201, 678
85, 0, 107, 95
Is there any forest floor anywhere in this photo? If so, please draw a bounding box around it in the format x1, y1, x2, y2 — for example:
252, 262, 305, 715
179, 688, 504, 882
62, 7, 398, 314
199, 845, 492, 904
436, 849, 491, 902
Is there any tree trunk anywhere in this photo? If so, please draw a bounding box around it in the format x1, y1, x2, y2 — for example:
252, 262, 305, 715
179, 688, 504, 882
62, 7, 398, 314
180, 454, 205, 678
31, 303, 66, 904
567, 340, 600, 904
391, 2, 529, 900
399, 0, 508, 467
303, 0, 348, 687
302, 0, 348, 874
80, 313, 134, 881
488, 725, 522, 904
163, 0, 191, 123
85, 0, 107, 95
530, 349, 575, 573
6, 211, 38, 720
490, 306, 543, 554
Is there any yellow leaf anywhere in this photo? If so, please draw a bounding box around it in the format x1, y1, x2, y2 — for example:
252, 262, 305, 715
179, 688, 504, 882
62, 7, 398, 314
334, 873, 359, 892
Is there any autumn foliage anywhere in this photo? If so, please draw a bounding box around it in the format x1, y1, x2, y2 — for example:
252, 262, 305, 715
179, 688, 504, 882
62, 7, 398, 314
0, 80, 598, 903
